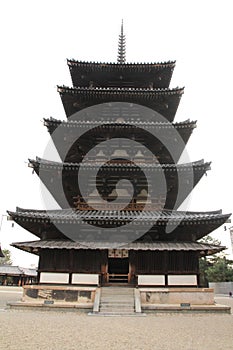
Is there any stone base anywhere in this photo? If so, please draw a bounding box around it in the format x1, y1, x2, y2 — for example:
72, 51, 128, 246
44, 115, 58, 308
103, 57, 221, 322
19, 284, 96, 305
141, 303, 231, 314
8, 301, 93, 312
140, 287, 215, 305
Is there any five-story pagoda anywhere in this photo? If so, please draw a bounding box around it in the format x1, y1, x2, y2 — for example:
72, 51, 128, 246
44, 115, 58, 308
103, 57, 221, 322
8, 23, 230, 292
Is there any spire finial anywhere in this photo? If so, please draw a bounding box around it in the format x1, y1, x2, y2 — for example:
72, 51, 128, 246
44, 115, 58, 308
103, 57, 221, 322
117, 19, 126, 64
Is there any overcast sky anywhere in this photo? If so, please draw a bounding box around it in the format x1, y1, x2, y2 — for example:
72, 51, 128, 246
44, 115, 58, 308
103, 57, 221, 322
0, 0, 233, 266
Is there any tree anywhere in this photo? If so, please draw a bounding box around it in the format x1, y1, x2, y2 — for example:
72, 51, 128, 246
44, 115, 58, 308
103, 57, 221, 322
199, 235, 221, 246
0, 249, 12, 265
206, 256, 233, 282
198, 235, 233, 284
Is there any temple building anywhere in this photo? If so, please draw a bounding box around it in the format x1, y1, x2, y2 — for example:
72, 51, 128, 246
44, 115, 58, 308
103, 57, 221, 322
8, 23, 230, 293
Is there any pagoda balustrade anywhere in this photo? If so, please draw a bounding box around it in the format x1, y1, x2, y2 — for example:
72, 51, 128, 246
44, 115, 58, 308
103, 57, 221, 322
73, 195, 166, 211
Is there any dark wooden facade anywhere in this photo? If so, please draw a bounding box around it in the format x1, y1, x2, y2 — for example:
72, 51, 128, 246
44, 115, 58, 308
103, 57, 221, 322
37, 248, 199, 285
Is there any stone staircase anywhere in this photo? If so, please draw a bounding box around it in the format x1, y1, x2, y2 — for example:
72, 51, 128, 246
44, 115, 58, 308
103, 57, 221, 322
98, 286, 136, 316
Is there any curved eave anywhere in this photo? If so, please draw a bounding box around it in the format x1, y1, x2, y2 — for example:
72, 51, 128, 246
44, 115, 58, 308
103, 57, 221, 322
11, 240, 225, 256
43, 117, 196, 163
8, 207, 231, 243
67, 59, 176, 89
7, 210, 67, 240
7, 208, 231, 228
57, 86, 184, 121
67, 59, 176, 70
27, 158, 211, 209
43, 117, 197, 131
28, 157, 211, 172
57, 85, 184, 96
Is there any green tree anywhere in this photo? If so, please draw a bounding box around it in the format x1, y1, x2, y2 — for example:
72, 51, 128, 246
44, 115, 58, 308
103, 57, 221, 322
198, 235, 233, 284
0, 249, 12, 265
206, 256, 233, 282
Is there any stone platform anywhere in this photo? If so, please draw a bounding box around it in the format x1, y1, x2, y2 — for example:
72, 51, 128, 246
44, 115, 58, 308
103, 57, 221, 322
139, 287, 230, 314
8, 284, 96, 311
7, 285, 231, 314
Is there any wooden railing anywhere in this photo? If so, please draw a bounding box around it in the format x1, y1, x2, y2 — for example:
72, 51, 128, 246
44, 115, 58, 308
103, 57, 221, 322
73, 199, 165, 211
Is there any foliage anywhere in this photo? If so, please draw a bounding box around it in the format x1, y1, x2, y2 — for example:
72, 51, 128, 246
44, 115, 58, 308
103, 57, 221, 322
198, 235, 233, 285
205, 256, 233, 282
199, 235, 221, 246
199, 256, 233, 286
0, 249, 12, 266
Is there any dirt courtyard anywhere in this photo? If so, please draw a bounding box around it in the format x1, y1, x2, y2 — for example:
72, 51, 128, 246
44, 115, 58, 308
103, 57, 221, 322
0, 288, 233, 350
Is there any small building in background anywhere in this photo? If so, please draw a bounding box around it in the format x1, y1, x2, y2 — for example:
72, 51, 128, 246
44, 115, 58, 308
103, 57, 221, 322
0, 265, 37, 286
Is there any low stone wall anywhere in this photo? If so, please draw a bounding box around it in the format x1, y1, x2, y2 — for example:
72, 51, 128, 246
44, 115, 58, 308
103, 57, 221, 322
22, 285, 96, 305
140, 288, 214, 305
209, 282, 233, 295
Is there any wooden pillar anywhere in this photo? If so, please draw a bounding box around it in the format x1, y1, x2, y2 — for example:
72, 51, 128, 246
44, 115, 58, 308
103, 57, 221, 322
3, 275, 7, 286
100, 250, 108, 285
69, 250, 74, 284
129, 251, 136, 284
164, 251, 168, 287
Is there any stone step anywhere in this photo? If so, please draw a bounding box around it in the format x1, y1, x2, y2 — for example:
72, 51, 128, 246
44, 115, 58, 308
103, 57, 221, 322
101, 301, 133, 305
98, 287, 136, 315
101, 292, 134, 294
101, 296, 133, 298
101, 296, 134, 300
100, 312, 135, 315
101, 292, 134, 295
92, 313, 142, 317
100, 304, 134, 309
102, 289, 133, 295
100, 307, 134, 311
101, 288, 133, 291
101, 301, 134, 304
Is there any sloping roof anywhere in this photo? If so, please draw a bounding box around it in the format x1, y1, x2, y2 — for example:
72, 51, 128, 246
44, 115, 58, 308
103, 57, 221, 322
29, 157, 211, 172
11, 240, 225, 256
8, 207, 229, 224
67, 59, 176, 70
8, 207, 221, 220
43, 117, 197, 130
0, 265, 37, 276
58, 85, 183, 121
57, 85, 184, 97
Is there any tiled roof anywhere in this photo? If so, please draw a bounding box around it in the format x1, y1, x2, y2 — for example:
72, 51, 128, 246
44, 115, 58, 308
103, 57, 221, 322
29, 157, 211, 172
57, 85, 184, 97
0, 265, 37, 276
43, 117, 197, 130
67, 59, 176, 70
11, 239, 225, 255
8, 207, 229, 224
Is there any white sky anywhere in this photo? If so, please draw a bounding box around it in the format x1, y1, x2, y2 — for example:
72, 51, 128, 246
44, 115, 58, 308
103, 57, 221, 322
0, 0, 233, 267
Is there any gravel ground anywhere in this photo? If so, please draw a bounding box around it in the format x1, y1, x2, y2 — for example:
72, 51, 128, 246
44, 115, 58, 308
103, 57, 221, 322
0, 289, 233, 350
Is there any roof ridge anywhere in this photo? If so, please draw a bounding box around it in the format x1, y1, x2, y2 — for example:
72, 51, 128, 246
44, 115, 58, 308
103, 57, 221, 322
67, 59, 176, 67
43, 117, 197, 127
57, 85, 184, 93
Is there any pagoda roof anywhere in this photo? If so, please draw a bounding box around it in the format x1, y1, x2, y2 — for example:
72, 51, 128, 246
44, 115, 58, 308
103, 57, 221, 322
9, 206, 226, 222
29, 157, 209, 172
67, 59, 176, 70
8, 207, 231, 242
28, 158, 211, 210
58, 85, 184, 121
58, 85, 184, 96
44, 117, 196, 131
67, 59, 176, 89
43, 118, 196, 164
11, 239, 225, 257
